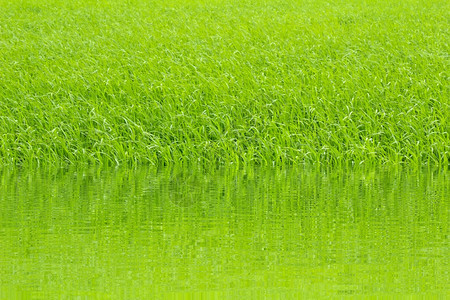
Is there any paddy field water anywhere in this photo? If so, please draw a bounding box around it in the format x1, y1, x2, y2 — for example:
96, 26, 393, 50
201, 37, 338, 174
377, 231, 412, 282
0, 166, 448, 298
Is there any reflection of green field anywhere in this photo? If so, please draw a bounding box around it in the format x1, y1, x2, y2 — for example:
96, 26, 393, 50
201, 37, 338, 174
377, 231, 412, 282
0, 0, 448, 166
0, 167, 447, 298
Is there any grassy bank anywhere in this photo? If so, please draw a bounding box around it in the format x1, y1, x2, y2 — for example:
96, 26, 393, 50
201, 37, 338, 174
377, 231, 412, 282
0, 0, 448, 167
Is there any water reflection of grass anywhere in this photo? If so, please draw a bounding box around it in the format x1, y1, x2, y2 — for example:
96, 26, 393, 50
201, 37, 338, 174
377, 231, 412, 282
0, 0, 448, 167
0, 167, 447, 297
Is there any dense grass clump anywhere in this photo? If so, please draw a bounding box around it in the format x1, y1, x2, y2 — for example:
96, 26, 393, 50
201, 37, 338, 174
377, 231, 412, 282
0, 0, 448, 166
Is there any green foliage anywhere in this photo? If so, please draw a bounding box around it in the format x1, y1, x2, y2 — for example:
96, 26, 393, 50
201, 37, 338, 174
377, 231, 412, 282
0, 0, 448, 166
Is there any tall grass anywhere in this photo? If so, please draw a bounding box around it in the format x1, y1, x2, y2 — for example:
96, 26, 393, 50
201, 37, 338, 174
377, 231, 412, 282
0, 0, 448, 167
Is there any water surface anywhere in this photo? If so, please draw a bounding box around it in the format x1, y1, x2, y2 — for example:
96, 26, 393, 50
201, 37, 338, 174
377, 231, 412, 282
0, 166, 448, 298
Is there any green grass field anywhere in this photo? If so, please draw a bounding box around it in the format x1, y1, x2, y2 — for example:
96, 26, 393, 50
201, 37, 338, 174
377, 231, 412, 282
0, 0, 448, 167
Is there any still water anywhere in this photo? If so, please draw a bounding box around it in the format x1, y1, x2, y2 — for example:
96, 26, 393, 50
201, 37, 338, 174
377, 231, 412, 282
0, 166, 448, 298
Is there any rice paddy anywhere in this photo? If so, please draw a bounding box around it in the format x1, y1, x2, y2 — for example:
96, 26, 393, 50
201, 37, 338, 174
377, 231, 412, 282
0, 0, 448, 167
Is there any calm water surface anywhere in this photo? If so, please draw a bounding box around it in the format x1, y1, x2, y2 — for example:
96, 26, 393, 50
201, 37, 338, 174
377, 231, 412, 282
0, 166, 448, 298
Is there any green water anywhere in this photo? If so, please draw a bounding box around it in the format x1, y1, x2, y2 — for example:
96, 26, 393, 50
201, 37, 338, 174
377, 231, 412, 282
0, 167, 448, 298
